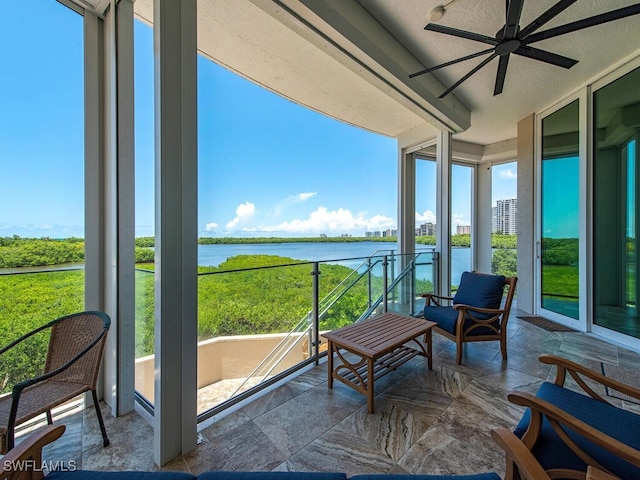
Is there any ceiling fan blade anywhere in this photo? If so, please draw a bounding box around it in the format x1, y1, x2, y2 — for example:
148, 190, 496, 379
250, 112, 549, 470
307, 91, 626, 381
503, 0, 525, 38
524, 4, 640, 44
514, 45, 578, 69
409, 48, 495, 78
494, 55, 510, 95
425, 24, 498, 46
439, 53, 498, 98
519, 0, 578, 39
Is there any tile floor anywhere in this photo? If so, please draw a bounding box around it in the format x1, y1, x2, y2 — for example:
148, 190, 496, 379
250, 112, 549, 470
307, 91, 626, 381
28, 309, 640, 477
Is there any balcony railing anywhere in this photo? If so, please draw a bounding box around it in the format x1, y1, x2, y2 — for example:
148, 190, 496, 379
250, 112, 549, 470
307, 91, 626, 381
0, 249, 437, 422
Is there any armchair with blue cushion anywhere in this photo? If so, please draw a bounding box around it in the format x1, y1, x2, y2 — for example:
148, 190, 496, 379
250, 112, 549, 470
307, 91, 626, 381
508, 354, 640, 480
421, 271, 517, 365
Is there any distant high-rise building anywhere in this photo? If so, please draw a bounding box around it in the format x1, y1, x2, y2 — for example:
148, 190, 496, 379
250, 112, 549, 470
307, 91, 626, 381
496, 198, 518, 234
418, 222, 436, 236
365, 231, 375, 238
456, 225, 470, 235
492, 206, 498, 233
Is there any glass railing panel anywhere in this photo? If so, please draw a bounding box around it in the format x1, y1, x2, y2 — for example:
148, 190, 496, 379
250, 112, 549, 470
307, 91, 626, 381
382, 251, 437, 316
134, 267, 155, 406
196, 260, 315, 415
317, 258, 379, 331
0, 268, 85, 394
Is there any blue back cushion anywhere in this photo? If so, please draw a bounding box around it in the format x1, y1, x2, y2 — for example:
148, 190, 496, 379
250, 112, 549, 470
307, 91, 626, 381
453, 272, 505, 309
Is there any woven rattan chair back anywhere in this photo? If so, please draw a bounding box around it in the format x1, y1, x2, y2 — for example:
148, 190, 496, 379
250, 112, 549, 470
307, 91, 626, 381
45, 311, 107, 388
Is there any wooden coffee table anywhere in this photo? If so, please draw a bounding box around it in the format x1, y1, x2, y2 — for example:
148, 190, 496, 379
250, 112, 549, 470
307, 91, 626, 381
322, 312, 436, 413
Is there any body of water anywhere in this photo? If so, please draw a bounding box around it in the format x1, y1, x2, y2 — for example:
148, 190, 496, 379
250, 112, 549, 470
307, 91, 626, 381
1, 241, 472, 283
197, 242, 471, 282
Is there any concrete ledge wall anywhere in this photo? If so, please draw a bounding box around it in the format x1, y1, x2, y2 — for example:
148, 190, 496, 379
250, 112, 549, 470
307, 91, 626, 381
134, 332, 324, 402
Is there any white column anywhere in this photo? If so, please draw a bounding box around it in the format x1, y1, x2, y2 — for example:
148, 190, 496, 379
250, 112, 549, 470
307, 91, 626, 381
84, 12, 105, 314
83, 9, 109, 411
397, 149, 415, 256
153, 0, 198, 466
436, 130, 452, 296
397, 149, 416, 309
476, 162, 493, 273
517, 114, 535, 314
84, 1, 136, 418
114, 0, 136, 415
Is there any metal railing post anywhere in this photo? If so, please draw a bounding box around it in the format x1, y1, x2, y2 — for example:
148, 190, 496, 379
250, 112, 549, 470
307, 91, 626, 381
311, 262, 320, 365
367, 258, 372, 308
382, 255, 388, 313
410, 258, 416, 315
389, 251, 396, 304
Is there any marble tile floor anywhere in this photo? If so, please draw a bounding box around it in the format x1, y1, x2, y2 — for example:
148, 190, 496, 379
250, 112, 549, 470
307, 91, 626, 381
17, 309, 640, 477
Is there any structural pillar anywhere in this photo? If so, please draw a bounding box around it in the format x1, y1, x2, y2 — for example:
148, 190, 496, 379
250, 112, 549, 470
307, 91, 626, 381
398, 150, 416, 256
436, 130, 452, 296
153, 0, 198, 466
476, 162, 493, 273
517, 114, 535, 314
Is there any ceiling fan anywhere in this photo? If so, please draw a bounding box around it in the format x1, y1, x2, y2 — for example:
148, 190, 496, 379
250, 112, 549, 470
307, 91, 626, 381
410, 0, 640, 98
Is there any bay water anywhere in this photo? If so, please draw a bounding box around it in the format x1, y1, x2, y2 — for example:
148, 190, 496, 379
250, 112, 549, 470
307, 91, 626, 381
198, 241, 471, 282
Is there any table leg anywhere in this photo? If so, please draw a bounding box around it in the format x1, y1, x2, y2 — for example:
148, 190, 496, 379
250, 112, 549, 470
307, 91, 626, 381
327, 340, 334, 389
424, 329, 433, 370
367, 358, 375, 413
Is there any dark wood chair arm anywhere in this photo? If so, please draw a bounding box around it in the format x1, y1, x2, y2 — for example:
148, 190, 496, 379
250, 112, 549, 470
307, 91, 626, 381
420, 293, 454, 306
538, 354, 640, 403
507, 391, 640, 470
452, 304, 505, 316
1, 424, 65, 480
491, 428, 551, 480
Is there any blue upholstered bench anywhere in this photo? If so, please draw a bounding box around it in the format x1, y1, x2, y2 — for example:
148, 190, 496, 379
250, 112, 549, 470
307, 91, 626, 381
8, 425, 550, 480
508, 354, 640, 479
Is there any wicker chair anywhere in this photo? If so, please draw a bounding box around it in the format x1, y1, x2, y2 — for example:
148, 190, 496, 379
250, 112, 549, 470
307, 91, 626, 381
0, 310, 111, 453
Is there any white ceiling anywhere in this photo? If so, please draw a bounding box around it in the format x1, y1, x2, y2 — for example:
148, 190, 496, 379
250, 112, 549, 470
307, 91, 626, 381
359, 0, 640, 144
127, 0, 640, 148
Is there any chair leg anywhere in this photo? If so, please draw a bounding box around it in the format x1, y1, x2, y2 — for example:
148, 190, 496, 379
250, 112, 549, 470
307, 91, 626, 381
456, 337, 464, 365
46, 410, 53, 425
91, 390, 110, 447
501, 335, 508, 360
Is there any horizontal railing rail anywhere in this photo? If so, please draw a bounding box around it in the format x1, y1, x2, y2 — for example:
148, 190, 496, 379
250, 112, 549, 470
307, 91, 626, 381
0, 247, 438, 421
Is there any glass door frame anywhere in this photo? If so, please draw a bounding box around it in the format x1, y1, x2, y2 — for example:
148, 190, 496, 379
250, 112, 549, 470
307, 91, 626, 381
535, 90, 589, 331
590, 56, 640, 351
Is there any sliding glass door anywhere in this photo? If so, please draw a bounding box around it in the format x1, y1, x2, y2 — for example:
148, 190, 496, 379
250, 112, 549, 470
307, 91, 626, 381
539, 99, 581, 323
593, 66, 640, 339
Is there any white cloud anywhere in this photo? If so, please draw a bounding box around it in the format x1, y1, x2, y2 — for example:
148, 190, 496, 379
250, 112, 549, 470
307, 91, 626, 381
499, 168, 517, 180
243, 206, 394, 234
226, 202, 256, 230
453, 213, 470, 226
204, 222, 218, 231
415, 210, 436, 224
274, 192, 318, 216
296, 192, 316, 202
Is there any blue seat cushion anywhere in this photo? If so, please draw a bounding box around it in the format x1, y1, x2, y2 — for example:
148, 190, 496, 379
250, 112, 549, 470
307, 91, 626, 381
351, 474, 500, 480
453, 272, 505, 310
198, 473, 347, 480
514, 382, 640, 479
46, 472, 196, 480
423, 306, 498, 336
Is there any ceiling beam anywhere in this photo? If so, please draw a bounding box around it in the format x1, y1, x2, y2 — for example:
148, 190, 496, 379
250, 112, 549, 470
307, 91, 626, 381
249, 0, 471, 134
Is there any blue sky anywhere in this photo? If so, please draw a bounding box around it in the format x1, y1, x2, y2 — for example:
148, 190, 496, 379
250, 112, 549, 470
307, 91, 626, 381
0, 1, 516, 239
